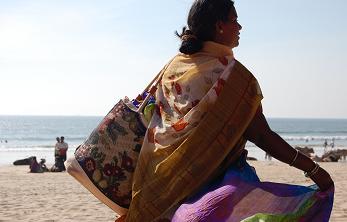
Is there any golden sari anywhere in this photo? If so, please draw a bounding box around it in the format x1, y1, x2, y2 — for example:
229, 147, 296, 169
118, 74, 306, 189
126, 41, 263, 221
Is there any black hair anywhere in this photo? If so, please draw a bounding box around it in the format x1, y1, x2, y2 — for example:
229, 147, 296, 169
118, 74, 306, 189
176, 0, 235, 55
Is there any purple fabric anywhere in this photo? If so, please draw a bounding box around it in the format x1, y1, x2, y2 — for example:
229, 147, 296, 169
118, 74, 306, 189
172, 154, 334, 222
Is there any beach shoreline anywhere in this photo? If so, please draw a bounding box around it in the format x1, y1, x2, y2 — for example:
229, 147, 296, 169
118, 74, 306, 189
0, 161, 346, 221
2, 145, 347, 167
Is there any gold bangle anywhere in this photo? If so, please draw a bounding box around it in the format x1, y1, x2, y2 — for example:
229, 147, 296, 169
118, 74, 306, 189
304, 162, 320, 178
289, 149, 299, 166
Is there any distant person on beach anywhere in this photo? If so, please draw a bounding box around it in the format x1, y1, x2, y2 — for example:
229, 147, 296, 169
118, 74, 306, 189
51, 136, 67, 172
29, 156, 43, 173
331, 138, 335, 150
54, 137, 60, 157
58, 136, 68, 162
324, 139, 328, 153
39, 158, 49, 172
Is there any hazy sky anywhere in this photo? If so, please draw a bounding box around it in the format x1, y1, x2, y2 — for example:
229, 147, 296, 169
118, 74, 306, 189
0, 0, 346, 118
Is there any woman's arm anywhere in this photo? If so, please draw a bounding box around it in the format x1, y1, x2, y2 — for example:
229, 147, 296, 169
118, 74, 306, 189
244, 106, 334, 191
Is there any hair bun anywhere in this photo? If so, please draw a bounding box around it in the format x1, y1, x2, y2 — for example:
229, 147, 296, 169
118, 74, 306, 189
181, 34, 197, 41
176, 27, 203, 55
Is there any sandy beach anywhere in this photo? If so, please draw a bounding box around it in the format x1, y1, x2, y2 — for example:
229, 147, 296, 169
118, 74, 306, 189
0, 161, 346, 222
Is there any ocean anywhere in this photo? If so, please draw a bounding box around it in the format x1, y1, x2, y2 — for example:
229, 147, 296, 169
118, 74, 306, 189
1, 116, 347, 166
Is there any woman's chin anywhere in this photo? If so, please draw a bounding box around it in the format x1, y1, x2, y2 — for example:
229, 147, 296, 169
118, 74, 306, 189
231, 41, 240, 49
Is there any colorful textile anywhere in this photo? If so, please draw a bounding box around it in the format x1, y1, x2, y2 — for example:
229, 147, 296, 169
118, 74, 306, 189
66, 61, 170, 214
73, 100, 147, 209
172, 151, 334, 222
126, 41, 263, 221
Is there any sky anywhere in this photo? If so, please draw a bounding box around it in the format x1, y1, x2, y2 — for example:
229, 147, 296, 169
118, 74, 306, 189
0, 0, 346, 118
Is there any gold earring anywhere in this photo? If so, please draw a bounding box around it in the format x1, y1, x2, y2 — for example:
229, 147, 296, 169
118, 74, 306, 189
220, 30, 224, 34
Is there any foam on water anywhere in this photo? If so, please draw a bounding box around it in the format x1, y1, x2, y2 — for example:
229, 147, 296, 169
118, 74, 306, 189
1, 116, 347, 165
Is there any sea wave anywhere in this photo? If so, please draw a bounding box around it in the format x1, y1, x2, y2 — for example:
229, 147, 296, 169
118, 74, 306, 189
282, 135, 347, 141
0, 144, 80, 151
0, 136, 87, 141
276, 130, 347, 134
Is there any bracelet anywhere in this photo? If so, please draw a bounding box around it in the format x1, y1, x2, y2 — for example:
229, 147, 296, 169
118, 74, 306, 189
289, 149, 299, 166
304, 162, 320, 178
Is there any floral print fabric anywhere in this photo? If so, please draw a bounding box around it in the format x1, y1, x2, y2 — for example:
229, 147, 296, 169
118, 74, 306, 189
148, 50, 235, 150
127, 42, 263, 221
74, 100, 147, 208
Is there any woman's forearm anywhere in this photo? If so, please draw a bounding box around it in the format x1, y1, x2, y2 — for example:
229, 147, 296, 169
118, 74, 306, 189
244, 110, 334, 191
257, 130, 316, 172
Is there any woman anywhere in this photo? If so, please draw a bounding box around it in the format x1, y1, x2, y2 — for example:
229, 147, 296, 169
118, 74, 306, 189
122, 0, 334, 221
29, 156, 43, 173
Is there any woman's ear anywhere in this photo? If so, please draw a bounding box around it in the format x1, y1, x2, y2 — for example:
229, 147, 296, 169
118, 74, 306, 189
215, 21, 224, 34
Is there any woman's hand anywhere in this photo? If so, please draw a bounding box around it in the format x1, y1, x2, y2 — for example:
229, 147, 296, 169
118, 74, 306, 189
309, 167, 334, 192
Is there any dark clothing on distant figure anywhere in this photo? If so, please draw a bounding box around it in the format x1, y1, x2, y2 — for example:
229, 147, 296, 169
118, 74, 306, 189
30, 158, 43, 173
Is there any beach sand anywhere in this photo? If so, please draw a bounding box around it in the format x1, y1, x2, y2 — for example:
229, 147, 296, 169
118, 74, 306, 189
0, 161, 346, 222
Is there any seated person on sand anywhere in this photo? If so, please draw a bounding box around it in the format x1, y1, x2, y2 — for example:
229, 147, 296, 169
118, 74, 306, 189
29, 156, 44, 173
51, 157, 66, 172
39, 158, 49, 172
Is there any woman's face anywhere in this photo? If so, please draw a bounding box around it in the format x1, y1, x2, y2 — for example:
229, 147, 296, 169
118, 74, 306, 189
215, 8, 242, 48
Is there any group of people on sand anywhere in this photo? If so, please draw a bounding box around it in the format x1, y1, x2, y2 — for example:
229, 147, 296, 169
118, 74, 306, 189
51, 136, 68, 172
29, 136, 69, 173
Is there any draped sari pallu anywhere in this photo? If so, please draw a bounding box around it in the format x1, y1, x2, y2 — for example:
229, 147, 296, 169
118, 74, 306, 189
126, 52, 265, 221
126, 41, 334, 221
